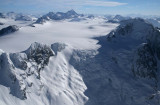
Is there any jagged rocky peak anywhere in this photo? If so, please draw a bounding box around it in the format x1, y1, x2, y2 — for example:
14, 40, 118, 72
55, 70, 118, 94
25, 42, 55, 65
0, 25, 19, 36
34, 17, 48, 24
35, 9, 80, 24
0, 42, 59, 100
66, 9, 78, 16
114, 15, 125, 21
107, 18, 154, 40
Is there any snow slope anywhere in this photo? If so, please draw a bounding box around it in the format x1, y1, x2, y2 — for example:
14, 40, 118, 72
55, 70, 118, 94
70, 18, 160, 105
1, 16, 159, 105
0, 42, 88, 105
0, 18, 118, 105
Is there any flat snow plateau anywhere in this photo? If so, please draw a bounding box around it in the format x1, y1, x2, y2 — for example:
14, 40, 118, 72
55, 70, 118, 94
0, 18, 118, 52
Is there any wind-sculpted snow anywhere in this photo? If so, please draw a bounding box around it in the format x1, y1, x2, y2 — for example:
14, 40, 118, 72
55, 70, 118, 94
0, 42, 88, 105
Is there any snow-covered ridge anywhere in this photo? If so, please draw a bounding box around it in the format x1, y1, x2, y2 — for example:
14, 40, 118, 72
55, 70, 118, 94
107, 18, 154, 41
2, 15, 160, 105
0, 42, 88, 105
69, 18, 160, 105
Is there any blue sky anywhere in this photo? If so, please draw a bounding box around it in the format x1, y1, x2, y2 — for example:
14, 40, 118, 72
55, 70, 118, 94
0, 0, 160, 15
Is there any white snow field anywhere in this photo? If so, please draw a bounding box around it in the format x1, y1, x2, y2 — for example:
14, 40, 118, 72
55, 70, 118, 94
0, 18, 118, 52
0, 18, 118, 105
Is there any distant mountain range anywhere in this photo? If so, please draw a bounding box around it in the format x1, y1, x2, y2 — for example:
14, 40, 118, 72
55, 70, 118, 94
35, 10, 84, 24
1, 9, 160, 105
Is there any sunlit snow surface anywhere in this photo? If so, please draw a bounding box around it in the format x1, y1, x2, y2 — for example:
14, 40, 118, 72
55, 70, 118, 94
0, 18, 118, 52
0, 18, 118, 105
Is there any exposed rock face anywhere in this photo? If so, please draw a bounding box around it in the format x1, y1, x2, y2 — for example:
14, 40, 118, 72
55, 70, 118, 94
0, 42, 88, 105
0, 42, 55, 99
25, 42, 55, 79
25, 42, 54, 65
0, 25, 19, 36
0, 52, 27, 99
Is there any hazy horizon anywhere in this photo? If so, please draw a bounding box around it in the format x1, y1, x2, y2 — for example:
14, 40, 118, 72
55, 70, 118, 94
0, 0, 160, 16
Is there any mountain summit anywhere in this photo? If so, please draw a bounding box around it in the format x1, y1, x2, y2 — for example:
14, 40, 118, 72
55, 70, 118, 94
35, 10, 80, 24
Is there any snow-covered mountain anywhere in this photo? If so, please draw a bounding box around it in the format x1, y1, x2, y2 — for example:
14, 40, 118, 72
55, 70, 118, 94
0, 14, 160, 105
0, 42, 88, 105
107, 15, 131, 23
15, 15, 33, 21
35, 10, 82, 24
70, 18, 160, 105
0, 17, 117, 105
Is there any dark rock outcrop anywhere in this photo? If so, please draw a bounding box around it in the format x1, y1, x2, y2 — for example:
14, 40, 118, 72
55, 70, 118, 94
0, 25, 19, 36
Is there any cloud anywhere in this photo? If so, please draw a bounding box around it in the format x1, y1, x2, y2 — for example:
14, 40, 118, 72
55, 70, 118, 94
66, 0, 127, 7
0, 0, 127, 7
0, 0, 127, 13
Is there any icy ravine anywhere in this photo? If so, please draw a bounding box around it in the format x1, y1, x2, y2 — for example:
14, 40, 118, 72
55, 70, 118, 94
0, 42, 88, 105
